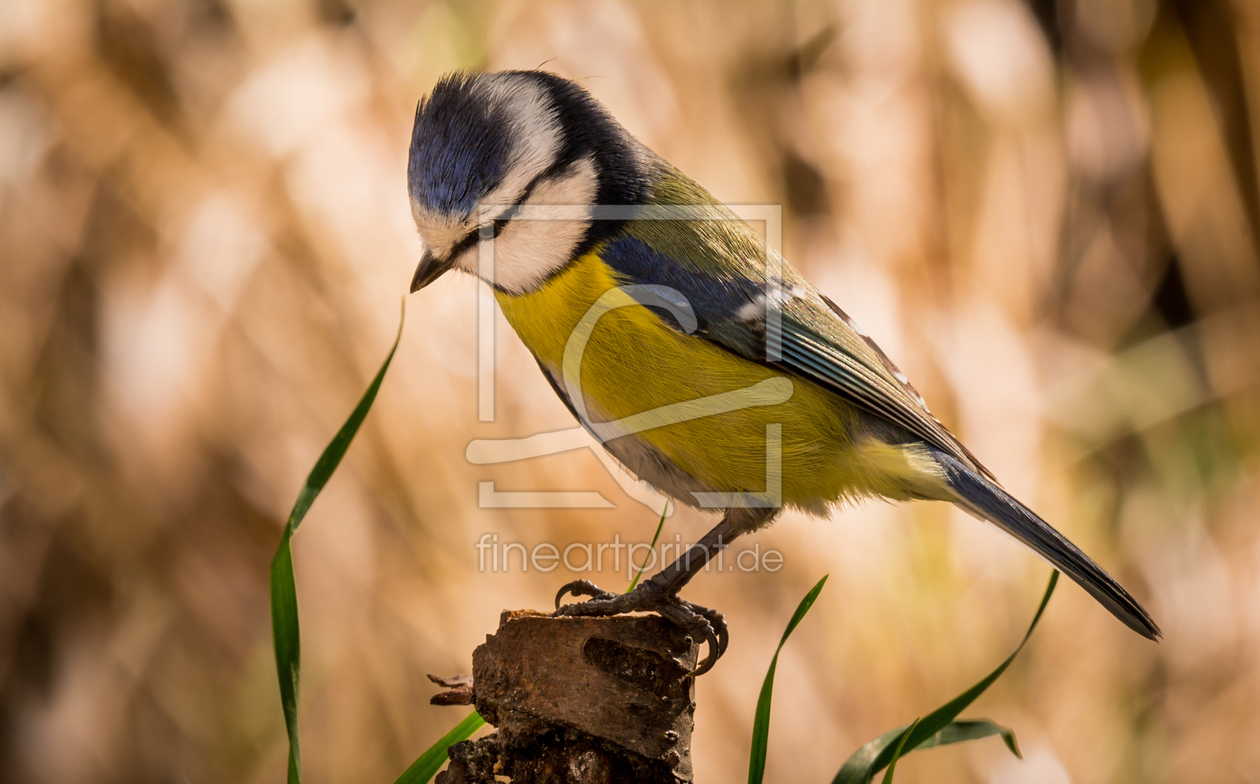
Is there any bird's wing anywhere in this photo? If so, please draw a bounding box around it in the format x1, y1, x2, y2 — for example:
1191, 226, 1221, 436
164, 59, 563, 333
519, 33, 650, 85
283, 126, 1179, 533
776, 291, 993, 477
608, 209, 992, 478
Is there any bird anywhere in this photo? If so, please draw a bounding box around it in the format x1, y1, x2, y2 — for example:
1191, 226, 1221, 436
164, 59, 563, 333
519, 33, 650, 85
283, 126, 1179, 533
405, 70, 1160, 674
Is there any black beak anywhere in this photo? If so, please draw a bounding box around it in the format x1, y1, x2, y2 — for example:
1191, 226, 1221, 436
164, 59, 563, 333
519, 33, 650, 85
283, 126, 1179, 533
410, 249, 453, 292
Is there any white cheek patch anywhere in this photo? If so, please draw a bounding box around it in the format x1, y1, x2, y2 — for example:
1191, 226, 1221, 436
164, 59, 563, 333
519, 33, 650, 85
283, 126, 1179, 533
460, 155, 598, 293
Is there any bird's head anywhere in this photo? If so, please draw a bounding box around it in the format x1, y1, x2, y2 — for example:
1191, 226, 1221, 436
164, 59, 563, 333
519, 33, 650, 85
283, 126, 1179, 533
407, 70, 650, 295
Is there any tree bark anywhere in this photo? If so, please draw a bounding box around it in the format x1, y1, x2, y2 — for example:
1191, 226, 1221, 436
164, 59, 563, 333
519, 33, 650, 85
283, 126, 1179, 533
432, 609, 699, 783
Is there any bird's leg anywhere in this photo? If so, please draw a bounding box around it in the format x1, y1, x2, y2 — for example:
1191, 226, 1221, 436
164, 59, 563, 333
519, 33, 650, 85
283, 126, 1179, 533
554, 515, 740, 675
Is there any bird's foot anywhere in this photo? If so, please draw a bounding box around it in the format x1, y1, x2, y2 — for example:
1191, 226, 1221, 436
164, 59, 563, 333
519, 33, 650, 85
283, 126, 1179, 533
553, 578, 728, 676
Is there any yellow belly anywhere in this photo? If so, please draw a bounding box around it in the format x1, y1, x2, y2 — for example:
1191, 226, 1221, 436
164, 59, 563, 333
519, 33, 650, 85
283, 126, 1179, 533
495, 250, 938, 513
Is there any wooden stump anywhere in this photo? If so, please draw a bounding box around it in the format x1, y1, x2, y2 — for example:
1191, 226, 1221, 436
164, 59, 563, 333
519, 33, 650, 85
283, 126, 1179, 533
433, 610, 699, 783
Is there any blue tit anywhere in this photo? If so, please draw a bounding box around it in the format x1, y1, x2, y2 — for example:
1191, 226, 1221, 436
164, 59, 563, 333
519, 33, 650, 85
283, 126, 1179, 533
406, 70, 1159, 673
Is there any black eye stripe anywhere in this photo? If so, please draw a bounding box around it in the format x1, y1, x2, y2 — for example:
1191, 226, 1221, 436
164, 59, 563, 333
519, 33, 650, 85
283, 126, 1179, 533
449, 162, 577, 257
449, 230, 478, 259
488, 166, 552, 224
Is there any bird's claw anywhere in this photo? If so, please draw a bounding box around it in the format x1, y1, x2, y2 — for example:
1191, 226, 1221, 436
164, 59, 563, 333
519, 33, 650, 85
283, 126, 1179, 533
552, 579, 729, 676
554, 579, 617, 609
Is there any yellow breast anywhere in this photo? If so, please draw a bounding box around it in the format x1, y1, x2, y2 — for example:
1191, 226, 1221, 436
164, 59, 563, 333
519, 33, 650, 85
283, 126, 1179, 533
495, 250, 942, 512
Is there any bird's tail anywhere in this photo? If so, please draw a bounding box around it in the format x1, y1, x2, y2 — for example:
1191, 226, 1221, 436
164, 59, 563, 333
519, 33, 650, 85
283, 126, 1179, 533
929, 447, 1161, 640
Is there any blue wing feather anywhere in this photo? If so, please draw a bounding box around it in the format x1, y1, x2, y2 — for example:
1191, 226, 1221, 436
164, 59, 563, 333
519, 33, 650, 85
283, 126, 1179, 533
599, 230, 990, 475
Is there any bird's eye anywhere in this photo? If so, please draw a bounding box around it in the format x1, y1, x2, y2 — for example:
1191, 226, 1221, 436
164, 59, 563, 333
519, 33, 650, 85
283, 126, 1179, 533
473, 214, 511, 242
448, 212, 514, 260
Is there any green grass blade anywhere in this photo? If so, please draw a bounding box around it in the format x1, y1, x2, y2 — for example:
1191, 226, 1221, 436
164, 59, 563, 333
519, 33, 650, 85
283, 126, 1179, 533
836, 718, 1021, 784
270, 536, 302, 783
922, 719, 1021, 758
748, 574, 829, 784
882, 717, 920, 784
627, 503, 669, 592
833, 571, 1058, 784
875, 717, 1018, 782
270, 303, 405, 784
393, 711, 487, 784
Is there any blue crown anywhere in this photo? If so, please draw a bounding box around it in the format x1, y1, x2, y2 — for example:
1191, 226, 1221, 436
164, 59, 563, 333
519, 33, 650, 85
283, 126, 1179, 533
408, 73, 512, 217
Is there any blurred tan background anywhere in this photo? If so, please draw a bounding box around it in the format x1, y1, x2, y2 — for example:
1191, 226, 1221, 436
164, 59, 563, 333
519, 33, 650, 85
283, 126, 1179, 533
2, 0, 1259, 782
